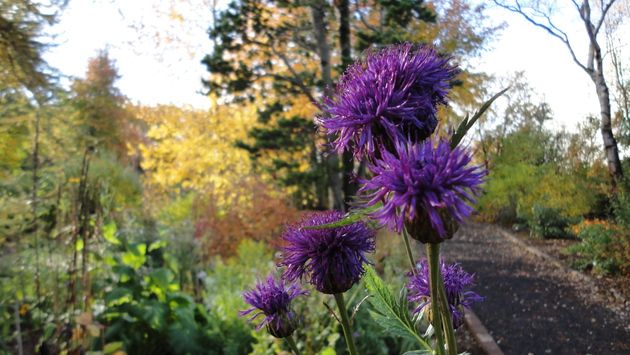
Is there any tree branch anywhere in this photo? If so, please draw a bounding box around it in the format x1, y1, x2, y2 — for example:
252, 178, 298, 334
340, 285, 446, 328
248, 35, 322, 110
493, 0, 591, 74
266, 35, 323, 110
594, 0, 616, 36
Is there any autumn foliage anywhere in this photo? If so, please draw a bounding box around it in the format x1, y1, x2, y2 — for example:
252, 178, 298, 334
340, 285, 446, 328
193, 180, 298, 258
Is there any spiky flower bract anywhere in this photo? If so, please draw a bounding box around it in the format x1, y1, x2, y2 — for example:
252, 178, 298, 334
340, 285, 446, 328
319, 43, 458, 158
407, 260, 483, 328
359, 139, 485, 241
240, 275, 307, 338
280, 211, 376, 294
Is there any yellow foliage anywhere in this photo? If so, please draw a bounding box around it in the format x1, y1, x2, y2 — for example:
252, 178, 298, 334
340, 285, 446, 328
133, 103, 257, 210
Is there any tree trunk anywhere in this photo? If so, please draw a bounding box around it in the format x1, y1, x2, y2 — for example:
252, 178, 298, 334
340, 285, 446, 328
587, 5, 624, 182
311, 0, 345, 211
492, 0, 625, 183
593, 69, 624, 181
31, 107, 41, 299
336, 0, 358, 207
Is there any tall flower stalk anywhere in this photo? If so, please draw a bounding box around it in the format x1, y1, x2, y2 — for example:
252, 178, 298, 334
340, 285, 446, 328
241, 43, 496, 355
334, 293, 358, 355
426, 243, 457, 355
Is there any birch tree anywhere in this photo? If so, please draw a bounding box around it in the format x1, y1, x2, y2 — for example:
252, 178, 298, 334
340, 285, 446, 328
493, 0, 625, 182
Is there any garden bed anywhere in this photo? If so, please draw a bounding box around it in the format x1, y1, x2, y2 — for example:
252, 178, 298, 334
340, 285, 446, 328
507, 227, 630, 319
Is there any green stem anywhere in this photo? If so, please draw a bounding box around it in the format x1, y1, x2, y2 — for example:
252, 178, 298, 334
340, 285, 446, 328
437, 270, 457, 355
285, 335, 301, 355
426, 243, 446, 355
402, 228, 417, 275
334, 293, 358, 355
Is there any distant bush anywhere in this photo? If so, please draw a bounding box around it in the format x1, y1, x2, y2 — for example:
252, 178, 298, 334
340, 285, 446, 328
194, 181, 298, 258
566, 222, 630, 275
611, 190, 630, 229
528, 204, 573, 239
478, 163, 593, 224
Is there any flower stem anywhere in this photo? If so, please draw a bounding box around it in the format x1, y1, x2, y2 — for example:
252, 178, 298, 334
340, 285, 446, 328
402, 227, 417, 275
285, 335, 301, 355
426, 243, 446, 355
334, 293, 358, 355
437, 267, 458, 355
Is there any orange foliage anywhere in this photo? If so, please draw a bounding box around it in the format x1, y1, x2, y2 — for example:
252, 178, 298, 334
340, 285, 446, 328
193, 180, 298, 258
570, 219, 611, 236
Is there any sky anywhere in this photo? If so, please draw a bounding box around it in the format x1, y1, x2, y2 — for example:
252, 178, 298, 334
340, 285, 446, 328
44, 0, 628, 131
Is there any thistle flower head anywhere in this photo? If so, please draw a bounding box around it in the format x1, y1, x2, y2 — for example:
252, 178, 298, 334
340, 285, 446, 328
279, 211, 376, 294
359, 139, 485, 241
319, 43, 458, 158
240, 275, 307, 338
407, 260, 483, 328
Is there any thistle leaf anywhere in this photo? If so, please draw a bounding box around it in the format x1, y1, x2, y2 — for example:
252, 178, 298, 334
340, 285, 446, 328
363, 267, 432, 350
304, 203, 382, 229
451, 87, 509, 149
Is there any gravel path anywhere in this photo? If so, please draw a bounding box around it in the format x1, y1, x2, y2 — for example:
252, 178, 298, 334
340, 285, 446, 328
440, 223, 629, 355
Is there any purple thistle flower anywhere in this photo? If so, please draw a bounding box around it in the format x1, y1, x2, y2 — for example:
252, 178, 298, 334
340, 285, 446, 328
240, 275, 307, 338
279, 211, 376, 294
359, 139, 485, 242
319, 43, 458, 158
407, 260, 483, 328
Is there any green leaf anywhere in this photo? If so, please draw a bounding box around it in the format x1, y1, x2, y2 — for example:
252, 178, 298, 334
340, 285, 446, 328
75, 239, 84, 251
320, 347, 336, 355
363, 267, 432, 350
150, 268, 175, 291
148, 240, 167, 252
103, 222, 119, 245
451, 87, 509, 149
105, 287, 133, 307
121, 243, 147, 269
305, 203, 382, 230
403, 351, 432, 355
103, 341, 124, 354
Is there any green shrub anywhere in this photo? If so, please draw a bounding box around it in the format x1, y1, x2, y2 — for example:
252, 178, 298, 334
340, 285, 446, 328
98, 240, 254, 354
528, 204, 572, 239
566, 224, 627, 275
612, 191, 630, 228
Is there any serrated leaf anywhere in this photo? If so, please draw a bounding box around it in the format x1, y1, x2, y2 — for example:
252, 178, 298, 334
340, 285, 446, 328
363, 267, 432, 351
305, 203, 382, 230
451, 87, 509, 149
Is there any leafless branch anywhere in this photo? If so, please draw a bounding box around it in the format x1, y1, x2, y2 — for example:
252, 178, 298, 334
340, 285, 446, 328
324, 301, 342, 323
594, 1, 617, 36
350, 295, 370, 322
493, 0, 591, 74
255, 33, 322, 110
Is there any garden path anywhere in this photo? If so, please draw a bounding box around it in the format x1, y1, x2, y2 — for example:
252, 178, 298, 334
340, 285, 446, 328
441, 223, 629, 355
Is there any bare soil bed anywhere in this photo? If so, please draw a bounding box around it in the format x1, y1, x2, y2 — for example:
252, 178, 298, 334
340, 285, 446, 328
513, 229, 630, 309
440, 223, 629, 355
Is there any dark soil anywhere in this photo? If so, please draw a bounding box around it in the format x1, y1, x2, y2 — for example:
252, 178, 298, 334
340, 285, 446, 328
441, 223, 629, 355
457, 323, 485, 354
